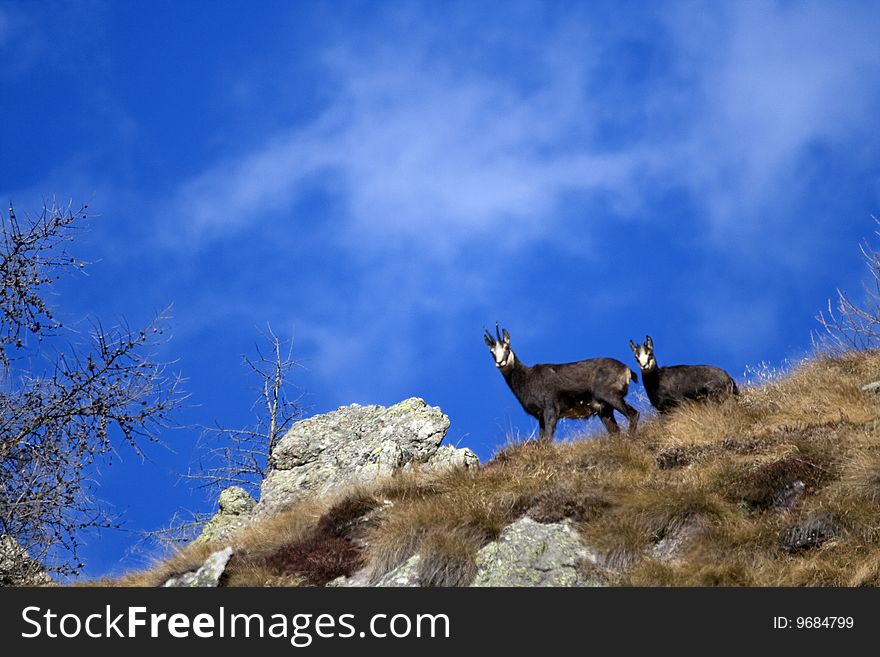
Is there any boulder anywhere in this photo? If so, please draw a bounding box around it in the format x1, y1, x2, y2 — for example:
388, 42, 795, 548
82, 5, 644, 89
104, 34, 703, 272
650, 521, 703, 563
771, 480, 807, 511
326, 569, 370, 588
413, 444, 480, 473
257, 398, 477, 515
471, 517, 602, 587
372, 555, 423, 587
782, 512, 842, 552
163, 547, 234, 587
195, 486, 256, 545
327, 555, 423, 588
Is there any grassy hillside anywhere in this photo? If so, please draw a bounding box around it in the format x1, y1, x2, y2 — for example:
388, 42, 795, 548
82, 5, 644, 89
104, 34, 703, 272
93, 349, 880, 587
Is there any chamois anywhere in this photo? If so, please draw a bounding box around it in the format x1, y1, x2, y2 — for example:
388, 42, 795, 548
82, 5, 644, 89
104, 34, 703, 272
628, 335, 738, 414
484, 325, 639, 442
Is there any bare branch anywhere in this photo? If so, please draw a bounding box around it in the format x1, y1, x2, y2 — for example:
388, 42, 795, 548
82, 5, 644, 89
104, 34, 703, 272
814, 216, 880, 353
186, 325, 301, 496
135, 509, 211, 555
0, 202, 185, 583
0, 201, 90, 368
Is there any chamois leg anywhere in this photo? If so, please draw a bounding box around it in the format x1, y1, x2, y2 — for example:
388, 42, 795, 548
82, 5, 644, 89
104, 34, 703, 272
539, 409, 558, 443
598, 405, 620, 434
605, 396, 639, 436
625, 404, 639, 435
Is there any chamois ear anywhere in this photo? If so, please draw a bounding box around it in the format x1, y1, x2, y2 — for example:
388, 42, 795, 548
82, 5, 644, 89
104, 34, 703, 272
629, 339, 637, 353
502, 328, 510, 345
484, 334, 494, 347
646, 335, 653, 349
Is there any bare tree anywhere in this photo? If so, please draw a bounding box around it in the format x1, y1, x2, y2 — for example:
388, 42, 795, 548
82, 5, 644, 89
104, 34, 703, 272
187, 326, 301, 495
0, 201, 86, 367
0, 202, 184, 583
816, 216, 880, 352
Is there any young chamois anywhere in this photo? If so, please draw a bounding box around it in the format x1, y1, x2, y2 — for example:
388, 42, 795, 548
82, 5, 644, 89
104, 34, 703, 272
484, 325, 639, 442
628, 335, 738, 414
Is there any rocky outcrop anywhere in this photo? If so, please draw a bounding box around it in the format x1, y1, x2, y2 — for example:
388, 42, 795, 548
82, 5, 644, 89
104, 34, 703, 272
471, 517, 602, 587
328, 516, 603, 587
163, 547, 233, 587
372, 555, 423, 586
257, 398, 478, 515
195, 486, 256, 545
328, 555, 423, 588
411, 444, 480, 473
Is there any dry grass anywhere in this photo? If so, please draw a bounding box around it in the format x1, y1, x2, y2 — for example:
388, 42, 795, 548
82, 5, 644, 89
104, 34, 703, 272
83, 495, 331, 586
94, 350, 880, 587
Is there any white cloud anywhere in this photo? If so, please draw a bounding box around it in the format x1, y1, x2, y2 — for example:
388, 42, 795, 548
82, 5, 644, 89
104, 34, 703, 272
153, 2, 880, 391
669, 2, 880, 241
4, 1, 878, 459
168, 3, 880, 259
166, 22, 656, 255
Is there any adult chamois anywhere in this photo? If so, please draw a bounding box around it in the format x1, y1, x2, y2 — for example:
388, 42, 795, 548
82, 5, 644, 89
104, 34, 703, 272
484, 325, 639, 442
628, 335, 738, 414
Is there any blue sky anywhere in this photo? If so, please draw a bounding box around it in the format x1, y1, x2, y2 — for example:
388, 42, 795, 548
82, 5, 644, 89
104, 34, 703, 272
2, 0, 880, 578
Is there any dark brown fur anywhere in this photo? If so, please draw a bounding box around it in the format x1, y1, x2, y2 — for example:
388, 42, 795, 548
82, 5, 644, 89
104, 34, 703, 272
485, 326, 639, 441
630, 336, 738, 413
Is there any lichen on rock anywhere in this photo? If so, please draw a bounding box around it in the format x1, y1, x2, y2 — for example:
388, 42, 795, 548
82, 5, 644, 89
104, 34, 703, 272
163, 547, 234, 587
327, 555, 423, 588
195, 486, 256, 545
471, 517, 602, 587
257, 397, 477, 516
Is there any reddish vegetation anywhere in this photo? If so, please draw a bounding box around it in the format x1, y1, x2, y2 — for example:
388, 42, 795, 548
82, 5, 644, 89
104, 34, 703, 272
261, 533, 363, 586
259, 494, 379, 585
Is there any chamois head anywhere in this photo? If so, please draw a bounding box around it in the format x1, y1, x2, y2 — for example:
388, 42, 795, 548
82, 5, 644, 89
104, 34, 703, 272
629, 335, 656, 372
484, 324, 514, 371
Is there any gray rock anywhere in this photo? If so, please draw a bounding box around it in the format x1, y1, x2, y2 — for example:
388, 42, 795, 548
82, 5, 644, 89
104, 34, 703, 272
325, 569, 370, 587
772, 480, 807, 511
471, 517, 602, 587
328, 555, 423, 588
195, 486, 257, 545
218, 486, 257, 515
413, 444, 480, 474
328, 519, 603, 588
257, 398, 477, 515
782, 513, 842, 552
651, 521, 702, 563
163, 547, 234, 587
372, 555, 422, 586
862, 381, 880, 393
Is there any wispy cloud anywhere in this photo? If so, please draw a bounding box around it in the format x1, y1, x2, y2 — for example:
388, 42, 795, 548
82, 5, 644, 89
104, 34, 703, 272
168, 3, 880, 256
8, 0, 879, 576
156, 2, 880, 394
168, 25, 652, 256
11, 2, 877, 402
0, 2, 106, 79
668, 2, 880, 246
